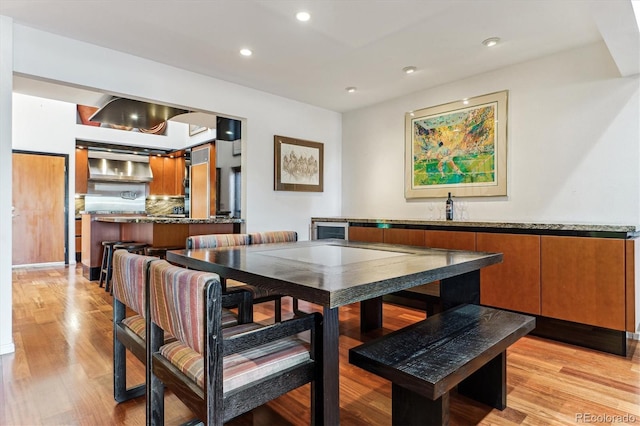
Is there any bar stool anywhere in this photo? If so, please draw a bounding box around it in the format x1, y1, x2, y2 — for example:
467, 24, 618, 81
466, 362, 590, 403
104, 242, 150, 293
99, 240, 133, 289
145, 246, 184, 260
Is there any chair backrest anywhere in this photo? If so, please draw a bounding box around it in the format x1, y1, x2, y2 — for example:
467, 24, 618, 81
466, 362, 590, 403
149, 260, 222, 355
249, 231, 298, 244
112, 249, 157, 316
186, 233, 249, 249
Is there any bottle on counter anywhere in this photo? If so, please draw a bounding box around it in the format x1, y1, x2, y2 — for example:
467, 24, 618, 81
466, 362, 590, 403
446, 192, 454, 221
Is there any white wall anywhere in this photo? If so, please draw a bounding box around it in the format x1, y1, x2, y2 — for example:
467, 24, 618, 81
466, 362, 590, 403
342, 42, 640, 225
342, 41, 640, 334
0, 16, 15, 355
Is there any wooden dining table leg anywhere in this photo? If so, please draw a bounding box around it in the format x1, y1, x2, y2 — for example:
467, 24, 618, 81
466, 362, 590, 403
439, 269, 481, 309
321, 306, 340, 426
360, 296, 383, 332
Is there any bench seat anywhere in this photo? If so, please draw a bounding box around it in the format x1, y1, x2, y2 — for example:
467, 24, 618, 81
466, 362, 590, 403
349, 304, 535, 425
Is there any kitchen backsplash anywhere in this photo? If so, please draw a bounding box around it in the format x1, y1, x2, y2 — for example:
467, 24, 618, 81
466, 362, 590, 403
75, 195, 185, 216
146, 196, 186, 215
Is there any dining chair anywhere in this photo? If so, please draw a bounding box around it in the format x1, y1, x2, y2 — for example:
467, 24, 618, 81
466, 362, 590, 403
111, 250, 252, 403
147, 260, 323, 425
186, 233, 286, 322
248, 231, 306, 317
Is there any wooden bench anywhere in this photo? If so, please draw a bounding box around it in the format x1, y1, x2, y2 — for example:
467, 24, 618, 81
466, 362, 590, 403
349, 304, 535, 425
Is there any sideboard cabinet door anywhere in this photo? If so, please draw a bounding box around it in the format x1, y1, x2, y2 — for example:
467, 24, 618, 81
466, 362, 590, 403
349, 226, 384, 243
477, 232, 541, 315
541, 236, 625, 330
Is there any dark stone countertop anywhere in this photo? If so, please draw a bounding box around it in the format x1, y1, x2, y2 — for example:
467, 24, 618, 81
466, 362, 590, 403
94, 216, 243, 224
311, 217, 639, 238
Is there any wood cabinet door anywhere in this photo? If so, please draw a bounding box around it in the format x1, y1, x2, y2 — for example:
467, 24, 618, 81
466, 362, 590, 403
541, 236, 625, 330
75, 148, 88, 194
162, 157, 177, 194
425, 230, 476, 250
383, 228, 425, 246
477, 233, 541, 315
190, 162, 209, 218
349, 226, 383, 243
174, 156, 186, 195
149, 156, 164, 195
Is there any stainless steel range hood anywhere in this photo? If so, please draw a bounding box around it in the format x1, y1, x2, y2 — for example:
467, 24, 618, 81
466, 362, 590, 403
88, 151, 153, 183
89, 97, 189, 129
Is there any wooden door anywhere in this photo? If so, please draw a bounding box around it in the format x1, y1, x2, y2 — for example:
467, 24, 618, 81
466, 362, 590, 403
12, 152, 67, 265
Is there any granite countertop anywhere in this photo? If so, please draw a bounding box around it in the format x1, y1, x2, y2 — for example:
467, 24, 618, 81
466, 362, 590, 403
95, 216, 243, 224
311, 217, 639, 236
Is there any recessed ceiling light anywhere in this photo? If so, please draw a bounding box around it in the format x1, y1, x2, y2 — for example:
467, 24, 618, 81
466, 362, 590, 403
296, 11, 311, 22
240, 48, 252, 57
402, 66, 417, 74
482, 37, 500, 47
462, 98, 469, 105
345, 87, 357, 93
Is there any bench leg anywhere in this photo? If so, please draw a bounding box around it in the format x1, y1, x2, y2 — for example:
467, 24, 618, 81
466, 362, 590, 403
458, 351, 507, 410
392, 384, 450, 426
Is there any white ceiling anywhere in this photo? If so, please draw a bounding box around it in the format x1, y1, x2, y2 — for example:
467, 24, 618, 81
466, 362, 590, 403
2, 0, 639, 113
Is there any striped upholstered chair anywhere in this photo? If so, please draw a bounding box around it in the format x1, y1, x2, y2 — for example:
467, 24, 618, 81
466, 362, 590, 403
111, 249, 158, 402
186, 232, 289, 322
111, 250, 250, 403
147, 260, 323, 425
247, 231, 303, 317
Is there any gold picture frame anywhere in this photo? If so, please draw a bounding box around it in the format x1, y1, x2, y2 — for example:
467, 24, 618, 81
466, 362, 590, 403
274, 135, 323, 192
405, 90, 508, 198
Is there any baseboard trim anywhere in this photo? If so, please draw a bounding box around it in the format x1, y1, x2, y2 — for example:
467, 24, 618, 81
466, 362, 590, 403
0, 342, 16, 355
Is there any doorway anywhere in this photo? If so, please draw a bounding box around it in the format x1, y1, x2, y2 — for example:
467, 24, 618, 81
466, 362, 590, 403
12, 151, 68, 266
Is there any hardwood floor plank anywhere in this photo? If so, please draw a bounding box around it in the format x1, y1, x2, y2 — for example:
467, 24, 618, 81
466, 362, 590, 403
2, 265, 639, 425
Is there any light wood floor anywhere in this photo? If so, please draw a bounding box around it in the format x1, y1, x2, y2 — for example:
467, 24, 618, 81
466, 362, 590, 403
2, 265, 639, 425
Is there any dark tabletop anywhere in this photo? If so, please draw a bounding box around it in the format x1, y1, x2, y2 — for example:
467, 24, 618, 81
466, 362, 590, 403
166, 239, 503, 308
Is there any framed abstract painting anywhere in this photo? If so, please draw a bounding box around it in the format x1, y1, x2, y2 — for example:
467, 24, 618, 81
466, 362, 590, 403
405, 90, 508, 198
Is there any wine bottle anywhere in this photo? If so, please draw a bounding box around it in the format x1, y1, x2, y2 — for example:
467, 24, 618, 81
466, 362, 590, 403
446, 192, 453, 221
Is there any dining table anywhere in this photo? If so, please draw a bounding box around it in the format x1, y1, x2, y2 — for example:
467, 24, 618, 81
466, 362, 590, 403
166, 239, 503, 425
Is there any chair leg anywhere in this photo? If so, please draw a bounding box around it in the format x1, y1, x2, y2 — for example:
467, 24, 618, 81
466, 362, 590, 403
104, 246, 114, 293
99, 246, 108, 288
274, 298, 282, 323
292, 297, 308, 316
113, 301, 145, 403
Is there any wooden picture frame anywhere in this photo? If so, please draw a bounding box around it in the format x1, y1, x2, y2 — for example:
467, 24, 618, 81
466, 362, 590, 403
405, 90, 508, 198
274, 135, 323, 192
189, 124, 207, 136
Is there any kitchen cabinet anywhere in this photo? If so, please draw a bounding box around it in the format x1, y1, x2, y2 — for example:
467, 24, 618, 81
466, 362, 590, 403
541, 236, 625, 330
149, 156, 185, 195
478, 233, 541, 315
75, 218, 82, 262
190, 143, 217, 219
75, 148, 88, 194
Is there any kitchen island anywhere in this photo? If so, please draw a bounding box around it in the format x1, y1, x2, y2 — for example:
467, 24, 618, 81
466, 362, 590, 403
81, 214, 243, 281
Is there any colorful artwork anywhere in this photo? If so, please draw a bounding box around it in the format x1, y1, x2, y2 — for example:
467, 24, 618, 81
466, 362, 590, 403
405, 91, 508, 198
